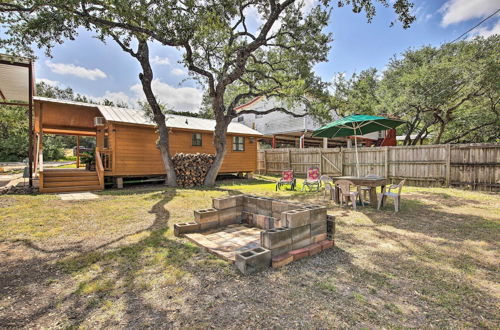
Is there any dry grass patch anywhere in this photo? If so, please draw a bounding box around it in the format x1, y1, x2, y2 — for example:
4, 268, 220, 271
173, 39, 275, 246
0, 176, 498, 328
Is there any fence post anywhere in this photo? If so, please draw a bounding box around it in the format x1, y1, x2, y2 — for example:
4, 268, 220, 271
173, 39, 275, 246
263, 150, 267, 175
340, 148, 344, 176
319, 149, 323, 174
288, 149, 292, 170
446, 144, 451, 187
384, 147, 389, 179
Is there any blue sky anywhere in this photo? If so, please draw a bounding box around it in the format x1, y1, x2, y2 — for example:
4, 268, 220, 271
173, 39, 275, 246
21, 0, 500, 111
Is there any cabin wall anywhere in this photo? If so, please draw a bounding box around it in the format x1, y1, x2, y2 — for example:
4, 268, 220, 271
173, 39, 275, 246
109, 123, 258, 177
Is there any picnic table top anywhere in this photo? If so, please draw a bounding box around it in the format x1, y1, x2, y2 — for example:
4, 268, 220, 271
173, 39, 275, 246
330, 176, 388, 186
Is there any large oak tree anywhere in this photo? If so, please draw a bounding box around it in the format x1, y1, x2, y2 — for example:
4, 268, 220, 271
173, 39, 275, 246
1, 0, 415, 185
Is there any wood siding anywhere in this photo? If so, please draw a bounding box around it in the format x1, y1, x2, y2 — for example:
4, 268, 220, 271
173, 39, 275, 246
109, 123, 258, 176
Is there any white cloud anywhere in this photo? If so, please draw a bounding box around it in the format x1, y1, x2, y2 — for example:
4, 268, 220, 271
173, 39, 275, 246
45, 60, 107, 80
130, 79, 203, 112
36, 78, 59, 86
150, 56, 171, 66
473, 18, 500, 38
97, 91, 134, 106
171, 68, 187, 76
440, 0, 499, 27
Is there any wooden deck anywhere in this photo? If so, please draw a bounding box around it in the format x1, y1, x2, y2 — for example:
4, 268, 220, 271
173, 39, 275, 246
39, 169, 102, 193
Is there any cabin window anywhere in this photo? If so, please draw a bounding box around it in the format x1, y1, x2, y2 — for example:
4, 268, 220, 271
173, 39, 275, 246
232, 136, 245, 151
192, 133, 202, 146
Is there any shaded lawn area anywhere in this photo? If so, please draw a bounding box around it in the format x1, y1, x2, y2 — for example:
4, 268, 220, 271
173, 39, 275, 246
0, 175, 499, 328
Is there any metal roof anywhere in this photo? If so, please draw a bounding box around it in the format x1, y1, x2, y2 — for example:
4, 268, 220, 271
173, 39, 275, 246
34, 96, 262, 136
0, 54, 32, 102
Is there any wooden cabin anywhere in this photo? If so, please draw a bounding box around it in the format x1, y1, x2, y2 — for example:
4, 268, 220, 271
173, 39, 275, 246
33, 97, 262, 193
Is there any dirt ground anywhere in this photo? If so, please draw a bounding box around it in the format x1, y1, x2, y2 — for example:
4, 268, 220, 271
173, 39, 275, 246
0, 177, 498, 328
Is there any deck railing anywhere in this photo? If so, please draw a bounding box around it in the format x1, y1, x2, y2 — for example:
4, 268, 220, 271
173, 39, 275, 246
99, 149, 113, 171
95, 147, 105, 189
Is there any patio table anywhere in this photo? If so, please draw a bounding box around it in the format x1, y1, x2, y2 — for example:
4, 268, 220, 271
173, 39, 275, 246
330, 176, 387, 208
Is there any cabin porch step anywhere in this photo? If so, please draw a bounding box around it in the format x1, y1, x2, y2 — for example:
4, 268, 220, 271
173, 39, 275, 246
43, 170, 96, 177
43, 180, 100, 188
43, 175, 100, 182
41, 185, 103, 193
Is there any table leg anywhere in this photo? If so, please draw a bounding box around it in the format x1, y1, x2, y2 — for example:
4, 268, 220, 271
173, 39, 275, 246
369, 187, 378, 208
334, 186, 340, 204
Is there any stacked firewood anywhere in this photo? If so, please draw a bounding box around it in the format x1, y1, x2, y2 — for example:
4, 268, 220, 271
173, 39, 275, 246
172, 153, 215, 187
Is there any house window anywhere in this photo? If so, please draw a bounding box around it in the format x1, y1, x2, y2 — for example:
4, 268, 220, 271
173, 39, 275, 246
233, 136, 245, 151
237, 116, 244, 122
192, 133, 202, 146
255, 114, 263, 119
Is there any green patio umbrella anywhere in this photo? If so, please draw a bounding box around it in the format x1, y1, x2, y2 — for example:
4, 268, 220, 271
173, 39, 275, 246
312, 114, 405, 177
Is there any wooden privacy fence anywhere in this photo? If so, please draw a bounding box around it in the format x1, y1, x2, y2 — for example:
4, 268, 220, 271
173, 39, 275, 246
257, 143, 500, 191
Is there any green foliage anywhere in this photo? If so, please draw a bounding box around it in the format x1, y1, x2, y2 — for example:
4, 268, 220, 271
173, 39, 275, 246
0, 105, 28, 161
80, 151, 95, 165
331, 36, 500, 144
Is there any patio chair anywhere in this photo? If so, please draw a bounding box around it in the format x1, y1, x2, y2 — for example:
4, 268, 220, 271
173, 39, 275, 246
336, 179, 364, 210
276, 169, 296, 191
320, 175, 334, 199
360, 174, 380, 203
302, 167, 321, 191
378, 179, 406, 212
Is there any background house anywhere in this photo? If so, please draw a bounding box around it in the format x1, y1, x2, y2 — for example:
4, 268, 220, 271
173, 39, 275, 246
233, 96, 394, 148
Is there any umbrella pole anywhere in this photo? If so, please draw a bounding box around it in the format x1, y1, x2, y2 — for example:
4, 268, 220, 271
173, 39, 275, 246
354, 124, 360, 177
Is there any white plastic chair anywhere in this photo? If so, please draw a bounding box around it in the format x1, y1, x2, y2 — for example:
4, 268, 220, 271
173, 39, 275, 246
320, 175, 334, 200
336, 179, 364, 210
378, 179, 406, 212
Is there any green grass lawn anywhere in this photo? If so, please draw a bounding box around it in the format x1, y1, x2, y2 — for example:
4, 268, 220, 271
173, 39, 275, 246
0, 175, 499, 328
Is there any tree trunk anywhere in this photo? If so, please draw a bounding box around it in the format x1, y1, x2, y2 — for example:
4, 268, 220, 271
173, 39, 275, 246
204, 100, 231, 186
433, 121, 446, 144
136, 41, 177, 186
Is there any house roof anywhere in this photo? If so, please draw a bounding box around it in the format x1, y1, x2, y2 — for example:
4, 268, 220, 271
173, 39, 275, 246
34, 96, 262, 136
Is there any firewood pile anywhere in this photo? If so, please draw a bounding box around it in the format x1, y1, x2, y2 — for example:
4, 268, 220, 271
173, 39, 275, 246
172, 153, 215, 187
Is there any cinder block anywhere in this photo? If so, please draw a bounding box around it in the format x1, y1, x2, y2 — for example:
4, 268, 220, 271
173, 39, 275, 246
218, 206, 243, 227
272, 253, 293, 268
256, 197, 273, 212
312, 233, 327, 243
173, 222, 200, 236
319, 240, 333, 250
200, 220, 219, 231
194, 208, 219, 224
254, 214, 275, 229
291, 225, 311, 250
310, 220, 327, 236
292, 238, 310, 250
304, 205, 327, 223
268, 244, 292, 257
235, 247, 271, 275
244, 196, 259, 213
273, 217, 284, 229
260, 227, 292, 250
327, 215, 336, 240
241, 211, 253, 224
272, 200, 300, 214
307, 243, 322, 256
289, 247, 309, 261
213, 195, 243, 210
290, 225, 311, 242
284, 208, 311, 228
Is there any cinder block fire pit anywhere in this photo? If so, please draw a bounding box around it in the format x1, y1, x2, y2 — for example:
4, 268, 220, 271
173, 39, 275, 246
174, 194, 335, 274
